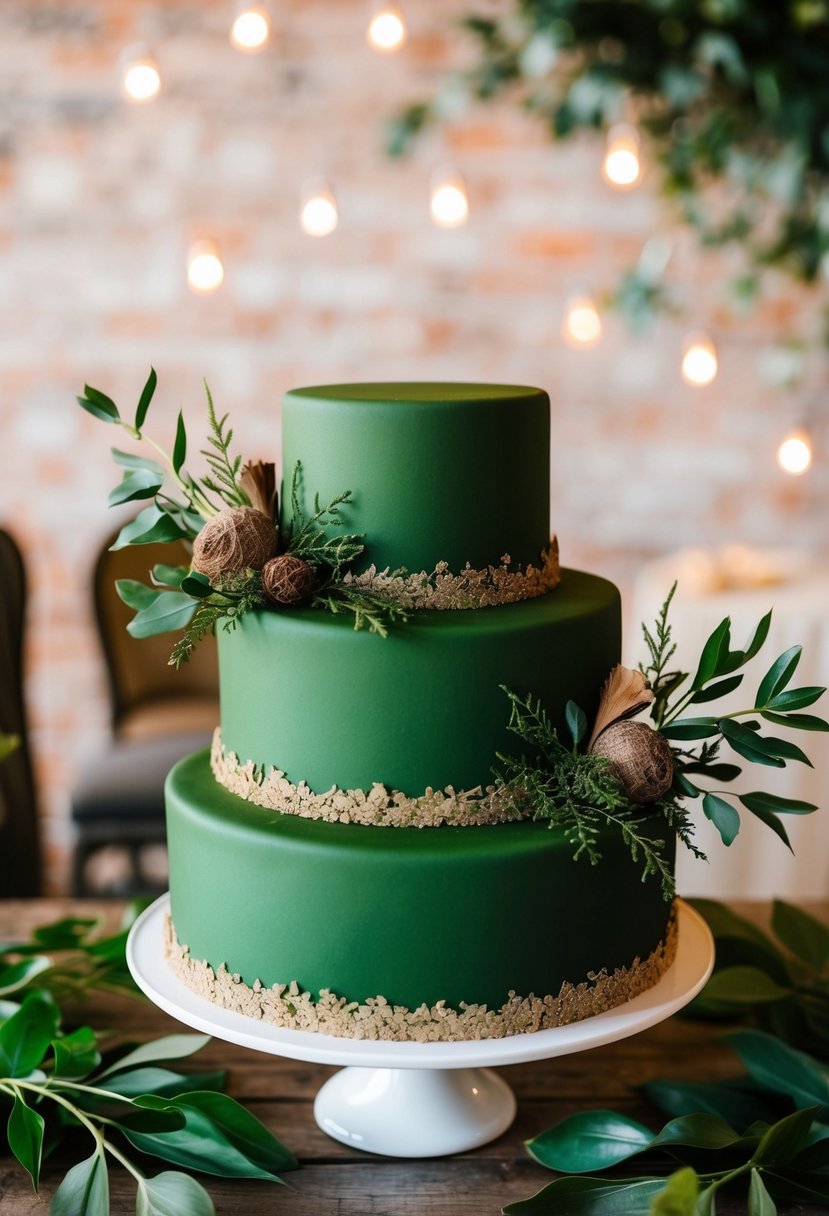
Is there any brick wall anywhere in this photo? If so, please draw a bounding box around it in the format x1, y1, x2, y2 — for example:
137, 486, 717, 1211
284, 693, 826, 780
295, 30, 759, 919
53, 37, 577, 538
1, 0, 825, 891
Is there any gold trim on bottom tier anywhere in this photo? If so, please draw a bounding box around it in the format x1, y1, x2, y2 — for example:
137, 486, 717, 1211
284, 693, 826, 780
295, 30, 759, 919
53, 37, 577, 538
165, 907, 678, 1043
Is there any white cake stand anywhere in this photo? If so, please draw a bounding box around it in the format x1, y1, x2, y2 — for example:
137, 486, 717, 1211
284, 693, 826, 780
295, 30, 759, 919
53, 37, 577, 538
127, 896, 713, 1158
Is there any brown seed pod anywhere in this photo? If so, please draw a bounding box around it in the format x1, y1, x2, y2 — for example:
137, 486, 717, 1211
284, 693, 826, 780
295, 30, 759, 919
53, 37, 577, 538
591, 719, 674, 804
192, 508, 277, 581
262, 554, 316, 606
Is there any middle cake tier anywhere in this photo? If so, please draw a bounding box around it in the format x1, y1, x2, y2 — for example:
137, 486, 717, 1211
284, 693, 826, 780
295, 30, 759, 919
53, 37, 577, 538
217, 567, 620, 799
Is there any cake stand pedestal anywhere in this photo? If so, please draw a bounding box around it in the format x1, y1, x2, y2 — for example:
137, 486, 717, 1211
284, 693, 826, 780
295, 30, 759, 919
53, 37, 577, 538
127, 897, 713, 1159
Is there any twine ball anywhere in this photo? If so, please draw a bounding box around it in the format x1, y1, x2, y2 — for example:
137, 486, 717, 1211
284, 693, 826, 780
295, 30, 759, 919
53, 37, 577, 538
262, 554, 316, 606
192, 507, 277, 582
592, 720, 674, 804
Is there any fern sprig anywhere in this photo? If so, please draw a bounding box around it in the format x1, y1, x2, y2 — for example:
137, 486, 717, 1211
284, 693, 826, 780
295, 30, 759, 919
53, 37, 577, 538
198, 382, 252, 510
312, 582, 410, 637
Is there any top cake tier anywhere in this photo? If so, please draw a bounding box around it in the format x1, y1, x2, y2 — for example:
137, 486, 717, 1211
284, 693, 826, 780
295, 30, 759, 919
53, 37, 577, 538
281, 382, 550, 574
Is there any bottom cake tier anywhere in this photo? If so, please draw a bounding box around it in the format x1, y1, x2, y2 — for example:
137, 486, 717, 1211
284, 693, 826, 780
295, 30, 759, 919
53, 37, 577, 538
166, 750, 678, 1042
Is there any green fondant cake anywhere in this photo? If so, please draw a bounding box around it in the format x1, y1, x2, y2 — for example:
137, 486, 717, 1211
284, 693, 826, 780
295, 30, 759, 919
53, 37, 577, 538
165, 382, 678, 1041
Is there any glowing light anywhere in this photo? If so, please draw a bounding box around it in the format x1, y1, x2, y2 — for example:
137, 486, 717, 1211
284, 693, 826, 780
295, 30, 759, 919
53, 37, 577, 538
121, 52, 161, 103
230, 4, 270, 52
777, 430, 812, 475
681, 333, 718, 387
186, 240, 224, 294
430, 170, 469, 228
367, 3, 406, 52
563, 294, 602, 348
602, 123, 641, 190
300, 180, 338, 237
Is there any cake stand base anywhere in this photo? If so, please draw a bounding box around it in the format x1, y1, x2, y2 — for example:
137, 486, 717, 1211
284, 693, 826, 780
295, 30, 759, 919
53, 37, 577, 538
314, 1065, 516, 1157
127, 897, 713, 1159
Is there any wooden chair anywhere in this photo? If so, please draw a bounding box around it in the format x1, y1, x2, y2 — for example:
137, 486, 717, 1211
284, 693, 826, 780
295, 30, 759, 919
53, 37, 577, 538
0, 527, 41, 896
70, 534, 219, 896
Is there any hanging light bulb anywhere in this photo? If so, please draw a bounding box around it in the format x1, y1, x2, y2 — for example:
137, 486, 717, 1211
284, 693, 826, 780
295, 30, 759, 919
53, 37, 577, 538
562, 293, 602, 349
777, 429, 813, 475
429, 168, 469, 228
186, 240, 224, 294
230, 3, 270, 52
300, 179, 338, 237
367, 2, 407, 53
602, 123, 641, 190
681, 332, 718, 387
120, 47, 161, 103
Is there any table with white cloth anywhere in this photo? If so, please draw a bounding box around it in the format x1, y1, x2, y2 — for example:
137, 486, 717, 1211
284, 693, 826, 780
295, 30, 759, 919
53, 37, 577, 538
626, 548, 829, 901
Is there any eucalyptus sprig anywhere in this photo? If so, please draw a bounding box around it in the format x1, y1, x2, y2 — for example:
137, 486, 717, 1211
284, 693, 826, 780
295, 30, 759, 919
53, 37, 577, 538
497, 688, 686, 899
0, 990, 296, 1215
642, 584, 829, 852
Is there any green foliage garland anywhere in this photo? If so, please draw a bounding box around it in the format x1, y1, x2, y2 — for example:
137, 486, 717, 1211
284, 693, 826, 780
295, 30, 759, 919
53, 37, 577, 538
389, 1, 829, 344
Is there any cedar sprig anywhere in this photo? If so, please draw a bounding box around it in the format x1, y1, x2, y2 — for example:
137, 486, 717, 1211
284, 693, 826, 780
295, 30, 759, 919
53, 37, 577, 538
311, 581, 410, 638
497, 688, 676, 898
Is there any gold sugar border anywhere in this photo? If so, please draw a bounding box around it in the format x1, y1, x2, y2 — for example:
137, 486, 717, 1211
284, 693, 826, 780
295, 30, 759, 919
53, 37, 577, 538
166, 906, 678, 1043
211, 728, 527, 828
343, 539, 560, 611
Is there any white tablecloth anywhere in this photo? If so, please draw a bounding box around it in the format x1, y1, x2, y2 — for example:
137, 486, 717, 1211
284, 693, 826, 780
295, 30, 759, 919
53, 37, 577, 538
627, 550, 829, 900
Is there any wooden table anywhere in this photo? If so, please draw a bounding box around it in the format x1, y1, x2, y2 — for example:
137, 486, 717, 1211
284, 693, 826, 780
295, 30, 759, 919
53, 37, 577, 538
1, 900, 826, 1215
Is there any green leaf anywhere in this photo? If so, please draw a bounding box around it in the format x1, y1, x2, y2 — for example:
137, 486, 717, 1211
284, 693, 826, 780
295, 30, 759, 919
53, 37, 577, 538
660, 718, 719, 740
503, 1175, 668, 1214
692, 618, 731, 689
98, 1034, 211, 1079
719, 720, 785, 767
526, 1110, 653, 1172
102, 1067, 226, 1099
758, 735, 812, 767
743, 611, 773, 662
771, 900, 829, 971
124, 1090, 297, 1179
690, 675, 744, 703
641, 1077, 775, 1130
757, 646, 802, 706
672, 771, 701, 799
115, 1096, 188, 1134
32, 917, 98, 949
650, 1167, 699, 1216
702, 966, 790, 1005
151, 564, 189, 589
52, 1026, 101, 1079
173, 410, 187, 475
701, 793, 741, 846
767, 686, 825, 712
115, 580, 160, 612
180, 574, 214, 599
682, 762, 742, 782
51, 1150, 109, 1216
726, 1030, 829, 1113
741, 802, 793, 851
108, 468, 163, 507
0, 957, 51, 997
7, 1091, 44, 1192
0, 991, 59, 1078
762, 711, 829, 732
77, 385, 119, 424
111, 448, 166, 476
751, 1106, 819, 1167
740, 792, 817, 816
565, 701, 588, 748
135, 367, 157, 432
111, 505, 190, 550
126, 592, 197, 640
748, 1170, 776, 1216
763, 1168, 829, 1204
690, 897, 774, 949
136, 1171, 215, 1216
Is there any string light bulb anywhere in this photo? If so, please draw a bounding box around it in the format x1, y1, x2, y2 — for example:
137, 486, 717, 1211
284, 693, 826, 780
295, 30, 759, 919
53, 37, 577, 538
602, 123, 641, 190
120, 48, 161, 103
562, 293, 602, 349
230, 3, 270, 52
429, 168, 469, 228
777, 429, 813, 475
367, 2, 407, 52
681, 332, 718, 387
300, 179, 338, 237
186, 240, 224, 294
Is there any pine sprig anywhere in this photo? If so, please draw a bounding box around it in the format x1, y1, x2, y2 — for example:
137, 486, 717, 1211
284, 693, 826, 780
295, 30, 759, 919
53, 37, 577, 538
312, 581, 410, 637
168, 572, 266, 668
198, 382, 252, 510
498, 688, 676, 898
285, 461, 366, 575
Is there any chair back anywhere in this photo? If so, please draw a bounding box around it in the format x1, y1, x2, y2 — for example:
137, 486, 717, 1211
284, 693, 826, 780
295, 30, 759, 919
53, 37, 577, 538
0, 527, 41, 895
94, 532, 218, 732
